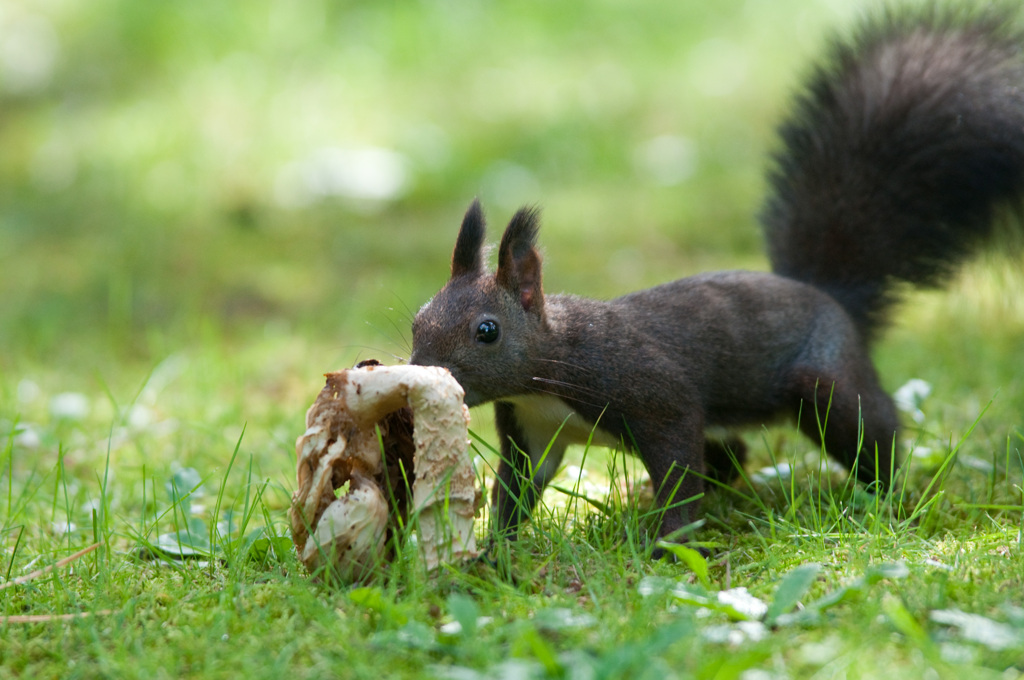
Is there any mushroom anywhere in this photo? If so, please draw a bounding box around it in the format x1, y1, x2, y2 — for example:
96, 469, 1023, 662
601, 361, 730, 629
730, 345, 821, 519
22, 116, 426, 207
289, 362, 478, 582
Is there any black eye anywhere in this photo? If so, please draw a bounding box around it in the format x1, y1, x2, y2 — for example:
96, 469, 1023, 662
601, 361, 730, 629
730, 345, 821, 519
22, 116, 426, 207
476, 320, 500, 344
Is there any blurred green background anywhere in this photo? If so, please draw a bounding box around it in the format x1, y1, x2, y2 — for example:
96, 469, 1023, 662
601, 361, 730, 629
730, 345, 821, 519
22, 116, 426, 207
2, 0, 1020, 489
0, 0, 857, 364
2, 7, 1023, 676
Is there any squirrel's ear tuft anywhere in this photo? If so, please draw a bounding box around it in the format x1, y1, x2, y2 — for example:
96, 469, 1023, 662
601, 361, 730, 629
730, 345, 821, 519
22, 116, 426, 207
497, 206, 544, 313
451, 199, 486, 278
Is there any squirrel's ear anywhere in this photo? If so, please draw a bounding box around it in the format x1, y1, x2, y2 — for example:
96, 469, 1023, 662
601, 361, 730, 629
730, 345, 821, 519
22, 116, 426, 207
496, 206, 544, 313
451, 199, 486, 278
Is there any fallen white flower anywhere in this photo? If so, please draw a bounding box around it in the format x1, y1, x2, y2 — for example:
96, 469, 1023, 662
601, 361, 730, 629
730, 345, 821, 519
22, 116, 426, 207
930, 608, 1022, 651
50, 392, 90, 420
893, 378, 931, 424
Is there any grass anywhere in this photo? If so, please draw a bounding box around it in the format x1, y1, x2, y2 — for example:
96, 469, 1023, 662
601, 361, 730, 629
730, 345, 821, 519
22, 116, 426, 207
2, 0, 1024, 677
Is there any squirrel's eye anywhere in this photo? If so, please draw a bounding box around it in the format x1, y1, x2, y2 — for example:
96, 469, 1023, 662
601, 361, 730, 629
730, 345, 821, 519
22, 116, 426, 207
476, 320, 500, 344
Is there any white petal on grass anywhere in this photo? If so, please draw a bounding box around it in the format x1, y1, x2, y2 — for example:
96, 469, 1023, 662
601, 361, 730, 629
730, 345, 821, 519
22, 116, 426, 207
485, 659, 538, 680
439, 616, 493, 636
910, 447, 944, 469
893, 378, 931, 423
751, 462, 791, 484
703, 620, 768, 647
717, 587, 769, 619
50, 392, 90, 420
930, 609, 1022, 651
637, 575, 673, 597
665, 583, 768, 621
534, 607, 597, 631
438, 621, 463, 635
564, 465, 588, 480
51, 521, 77, 535
13, 424, 41, 449
739, 669, 784, 680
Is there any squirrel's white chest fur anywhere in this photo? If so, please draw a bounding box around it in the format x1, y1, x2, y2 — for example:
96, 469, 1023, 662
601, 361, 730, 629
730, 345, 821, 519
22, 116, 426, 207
504, 394, 620, 452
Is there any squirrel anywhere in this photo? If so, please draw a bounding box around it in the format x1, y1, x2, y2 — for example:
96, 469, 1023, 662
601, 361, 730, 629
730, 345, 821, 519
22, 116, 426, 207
408, 7, 1024, 551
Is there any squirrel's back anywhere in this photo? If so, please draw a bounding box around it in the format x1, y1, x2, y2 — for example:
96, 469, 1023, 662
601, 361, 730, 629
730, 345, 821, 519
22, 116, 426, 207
761, 7, 1024, 341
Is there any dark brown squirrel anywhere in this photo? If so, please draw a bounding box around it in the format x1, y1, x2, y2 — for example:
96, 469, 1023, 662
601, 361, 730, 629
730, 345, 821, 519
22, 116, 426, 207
409, 8, 1024, 551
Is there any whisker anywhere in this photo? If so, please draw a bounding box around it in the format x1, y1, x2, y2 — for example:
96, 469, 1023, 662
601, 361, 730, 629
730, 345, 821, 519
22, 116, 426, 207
343, 344, 410, 364
389, 292, 418, 325
530, 358, 598, 373
527, 385, 596, 405
383, 314, 413, 352
363, 318, 412, 355
528, 380, 609, 410
531, 376, 605, 398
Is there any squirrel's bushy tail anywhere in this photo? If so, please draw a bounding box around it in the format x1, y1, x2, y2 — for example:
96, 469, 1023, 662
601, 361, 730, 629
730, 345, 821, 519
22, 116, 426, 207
761, 7, 1024, 341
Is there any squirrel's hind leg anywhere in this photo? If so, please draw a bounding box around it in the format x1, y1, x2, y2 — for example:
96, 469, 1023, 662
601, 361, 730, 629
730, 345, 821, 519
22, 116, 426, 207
791, 365, 899, 489
703, 436, 748, 486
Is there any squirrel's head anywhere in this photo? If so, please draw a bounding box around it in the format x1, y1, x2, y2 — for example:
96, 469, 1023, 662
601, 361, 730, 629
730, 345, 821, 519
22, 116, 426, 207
410, 200, 547, 407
